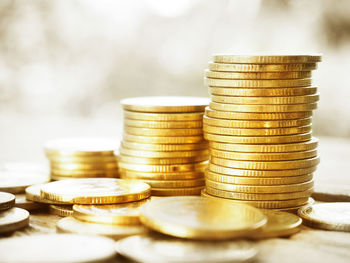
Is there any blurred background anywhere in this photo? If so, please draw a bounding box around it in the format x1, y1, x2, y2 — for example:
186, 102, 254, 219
1, 0, 350, 162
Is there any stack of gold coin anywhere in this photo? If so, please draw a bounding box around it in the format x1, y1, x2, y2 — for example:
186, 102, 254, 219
202, 54, 322, 210
118, 96, 210, 196
44, 138, 120, 180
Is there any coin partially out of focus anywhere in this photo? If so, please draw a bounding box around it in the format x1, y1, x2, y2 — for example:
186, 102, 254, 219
0, 207, 29, 234
14, 194, 46, 211
0, 192, 15, 211
49, 204, 73, 217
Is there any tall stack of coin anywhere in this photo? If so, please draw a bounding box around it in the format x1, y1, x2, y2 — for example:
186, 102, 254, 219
45, 138, 119, 180
118, 97, 210, 196
202, 54, 321, 210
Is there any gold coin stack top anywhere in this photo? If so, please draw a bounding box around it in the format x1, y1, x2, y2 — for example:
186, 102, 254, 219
118, 96, 210, 196
203, 54, 322, 210
44, 138, 120, 180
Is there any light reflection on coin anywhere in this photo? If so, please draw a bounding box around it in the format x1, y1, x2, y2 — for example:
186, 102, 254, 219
0, 207, 29, 234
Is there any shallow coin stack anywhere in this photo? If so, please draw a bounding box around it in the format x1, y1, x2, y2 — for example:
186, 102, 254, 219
202, 54, 322, 210
44, 138, 120, 180
118, 96, 210, 196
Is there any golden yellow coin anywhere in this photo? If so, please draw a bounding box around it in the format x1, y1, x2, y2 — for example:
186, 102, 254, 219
140, 196, 266, 239
118, 161, 207, 173
205, 70, 312, 79
121, 96, 209, 113
73, 200, 148, 225
151, 187, 204, 196
209, 102, 317, 113
206, 78, 312, 88
49, 205, 73, 217
119, 147, 208, 158
25, 184, 68, 204
118, 169, 204, 180
212, 54, 322, 64
205, 107, 312, 120
118, 154, 208, 165
208, 162, 316, 177
123, 134, 205, 144
0, 192, 15, 211
206, 186, 313, 201
57, 216, 148, 240
211, 94, 319, 105
206, 179, 314, 193
208, 62, 318, 72
50, 161, 118, 171
209, 86, 318, 97
125, 127, 203, 137
124, 119, 203, 129
210, 156, 319, 170
273, 197, 314, 213
14, 194, 47, 211
298, 203, 350, 232
0, 207, 29, 234
51, 168, 119, 178
49, 155, 117, 164
209, 138, 318, 153
121, 141, 208, 152
41, 178, 151, 204
205, 132, 312, 144
209, 148, 317, 161
204, 125, 311, 136
132, 178, 205, 188
124, 110, 204, 121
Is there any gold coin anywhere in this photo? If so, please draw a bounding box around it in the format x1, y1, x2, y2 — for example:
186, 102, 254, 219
0, 192, 15, 211
49, 204, 73, 217
209, 102, 317, 113
210, 156, 320, 170
209, 138, 318, 153
25, 184, 68, 204
121, 96, 209, 113
50, 173, 119, 181
250, 211, 302, 238
273, 197, 314, 213
205, 132, 312, 144
50, 161, 118, 171
204, 125, 311, 136
209, 86, 318, 97
205, 70, 312, 80
119, 147, 208, 158
119, 169, 204, 180
123, 133, 205, 144
125, 127, 203, 136
57, 216, 148, 240
73, 200, 148, 225
201, 190, 310, 209
124, 110, 204, 121
131, 178, 205, 188
51, 168, 119, 178
206, 186, 313, 201
208, 162, 316, 177
121, 141, 208, 152
212, 54, 322, 64
41, 178, 151, 204
298, 203, 350, 232
124, 119, 203, 129
206, 179, 314, 193
117, 234, 258, 263
206, 78, 312, 88
205, 107, 312, 120
151, 186, 204, 196
208, 62, 317, 72
118, 154, 208, 165
14, 194, 46, 211
49, 155, 117, 164
205, 170, 313, 185
0, 207, 29, 234
140, 196, 266, 239
209, 148, 317, 161
118, 161, 207, 173
211, 94, 319, 105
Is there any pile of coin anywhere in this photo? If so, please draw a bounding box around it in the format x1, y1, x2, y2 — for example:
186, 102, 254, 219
44, 138, 120, 180
118, 97, 210, 196
202, 54, 322, 210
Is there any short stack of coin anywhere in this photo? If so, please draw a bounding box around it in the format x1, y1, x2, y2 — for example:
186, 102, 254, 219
44, 138, 120, 180
202, 54, 322, 210
118, 96, 210, 196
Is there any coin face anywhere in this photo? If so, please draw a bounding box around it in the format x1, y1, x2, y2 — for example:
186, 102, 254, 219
298, 203, 350, 232
0, 192, 15, 211
0, 234, 117, 263
139, 196, 266, 239
41, 178, 151, 204
121, 96, 210, 113
0, 207, 29, 234
212, 54, 322, 64
117, 233, 258, 263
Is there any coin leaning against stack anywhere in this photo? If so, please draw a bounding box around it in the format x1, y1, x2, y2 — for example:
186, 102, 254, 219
202, 54, 322, 210
118, 96, 210, 196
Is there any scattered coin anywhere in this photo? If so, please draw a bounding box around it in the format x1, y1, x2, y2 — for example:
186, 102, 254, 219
49, 204, 73, 217
0, 207, 29, 234
0, 192, 15, 211
14, 194, 46, 211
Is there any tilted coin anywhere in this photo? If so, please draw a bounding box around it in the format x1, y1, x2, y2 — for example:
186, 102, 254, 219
49, 205, 73, 217
123, 133, 205, 144
0, 207, 29, 234
124, 110, 204, 121
135, 178, 205, 188
26, 184, 68, 204
14, 194, 46, 211
140, 196, 266, 239
151, 186, 204, 196
209, 102, 317, 113
212, 54, 322, 64
209, 86, 318, 97
119, 147, 208, 158
41, 178, 151, 204
118, 161, 207, 173
121, 96, 209, 113
124, 119, 203, 129
298, 203, 350, 232
205, 78, 312, 88
119, 169, 204, 180
0, 192, 15, 211
117, 234, 258, 263
205, 69, 312, 79
57, 217, 148, 240
118, 154, 208, 165
50, 161, 118, 171
121, 141, 208, 152
125, 127, 203, 136
209, 138, 318, 152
